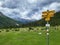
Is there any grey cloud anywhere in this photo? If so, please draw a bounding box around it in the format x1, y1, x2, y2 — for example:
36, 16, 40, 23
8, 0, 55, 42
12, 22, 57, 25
0, 0, 60, 22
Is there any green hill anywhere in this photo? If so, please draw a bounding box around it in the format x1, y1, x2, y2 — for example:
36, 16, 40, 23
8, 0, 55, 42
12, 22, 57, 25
22, 12, 60, 27
0, 12, 22, 28
0, 11, 60, 28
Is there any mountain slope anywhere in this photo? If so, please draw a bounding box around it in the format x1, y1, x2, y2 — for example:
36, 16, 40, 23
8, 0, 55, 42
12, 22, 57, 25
22, 12, 60, 27
0, 12, 22, 28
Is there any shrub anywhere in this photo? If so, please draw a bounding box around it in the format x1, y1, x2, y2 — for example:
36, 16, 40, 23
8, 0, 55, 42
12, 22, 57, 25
6, 29, 9, 32
15, 28, 19, 31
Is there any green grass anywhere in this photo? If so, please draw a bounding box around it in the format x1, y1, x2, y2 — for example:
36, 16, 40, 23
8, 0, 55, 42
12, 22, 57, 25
0, 26, 60, 45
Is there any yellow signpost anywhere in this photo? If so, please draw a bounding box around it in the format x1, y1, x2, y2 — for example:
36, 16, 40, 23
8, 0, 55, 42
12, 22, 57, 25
42, 10, 55, 21
42, 10, 55, 45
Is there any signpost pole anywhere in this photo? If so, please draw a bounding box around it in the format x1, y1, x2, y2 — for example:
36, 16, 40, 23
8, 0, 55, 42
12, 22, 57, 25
42, 10, 55, 45
46, 21, 49, 45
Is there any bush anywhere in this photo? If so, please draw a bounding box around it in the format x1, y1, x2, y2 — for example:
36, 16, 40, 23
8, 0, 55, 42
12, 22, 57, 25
6, 29, 9, 32
28, 27, 34, 31
15, 29, 19, 31
0, 31, 1, 32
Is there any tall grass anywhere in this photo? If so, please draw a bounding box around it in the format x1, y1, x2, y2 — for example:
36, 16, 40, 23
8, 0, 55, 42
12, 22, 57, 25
0, 26, 60, 45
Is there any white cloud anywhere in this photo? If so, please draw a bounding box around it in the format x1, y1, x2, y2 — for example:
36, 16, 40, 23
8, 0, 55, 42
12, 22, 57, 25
27, 0, 38, 3
42, 2, 60, 12
49, 2, 60, 11
0, 0, 60, 22
0, 1, 3, 6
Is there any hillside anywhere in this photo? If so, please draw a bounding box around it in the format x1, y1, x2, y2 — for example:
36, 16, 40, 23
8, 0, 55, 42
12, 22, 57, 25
0, 11, 60, 28
22, 12, 60, 27
0, 12, 22, 28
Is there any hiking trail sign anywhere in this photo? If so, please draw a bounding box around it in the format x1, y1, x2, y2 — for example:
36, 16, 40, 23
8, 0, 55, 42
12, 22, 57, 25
42, 10, 55, 45
42, 10, 55, 21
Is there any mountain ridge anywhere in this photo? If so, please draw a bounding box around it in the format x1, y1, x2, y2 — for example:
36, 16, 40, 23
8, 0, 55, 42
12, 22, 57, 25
0, 12, 22, 28
22, 12, 60, 27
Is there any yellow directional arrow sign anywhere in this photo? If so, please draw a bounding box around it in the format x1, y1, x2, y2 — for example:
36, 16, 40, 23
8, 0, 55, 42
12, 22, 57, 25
48, 10, 55, 17
42, 11, 48, 18
42, 10, 55, 21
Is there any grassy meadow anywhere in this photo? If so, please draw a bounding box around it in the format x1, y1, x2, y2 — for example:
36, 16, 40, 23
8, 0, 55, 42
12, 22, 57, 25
0, 26, 60, 45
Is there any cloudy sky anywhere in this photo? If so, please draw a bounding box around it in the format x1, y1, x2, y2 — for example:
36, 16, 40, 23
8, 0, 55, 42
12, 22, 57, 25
0, 0, 60, 22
